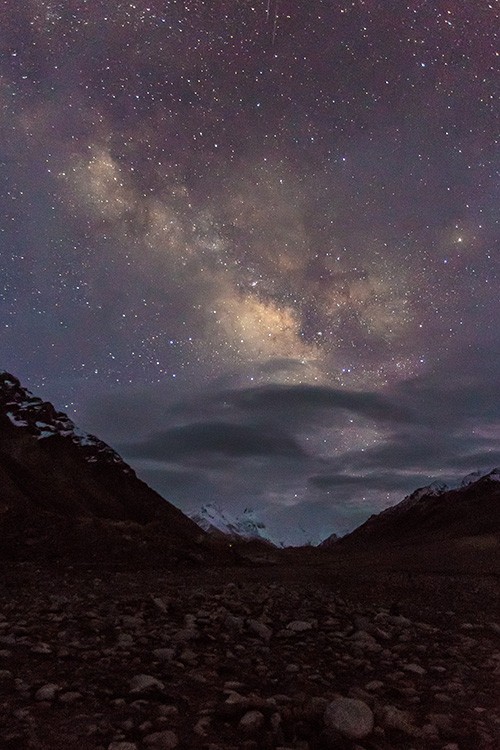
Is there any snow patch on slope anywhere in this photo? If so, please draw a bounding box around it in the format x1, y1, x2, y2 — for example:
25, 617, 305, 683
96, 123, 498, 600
189, 503, 278, 546
381, 480, 449, 519
486, 467, 500, 482
189, 504, 324, 548
380, 468, 500, 520
0, 371, 132, 474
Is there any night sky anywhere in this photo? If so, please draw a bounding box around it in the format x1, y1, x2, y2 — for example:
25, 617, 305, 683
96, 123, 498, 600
1, 1, 499, 543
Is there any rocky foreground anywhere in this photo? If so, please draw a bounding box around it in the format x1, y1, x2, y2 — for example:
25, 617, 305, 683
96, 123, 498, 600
0, 564, 499, 750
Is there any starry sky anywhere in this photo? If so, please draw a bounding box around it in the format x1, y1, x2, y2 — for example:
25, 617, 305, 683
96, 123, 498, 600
1, 1, 499, 543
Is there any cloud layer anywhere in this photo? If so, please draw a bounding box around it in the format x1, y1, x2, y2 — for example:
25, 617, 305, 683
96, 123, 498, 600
82, 347, 500, 543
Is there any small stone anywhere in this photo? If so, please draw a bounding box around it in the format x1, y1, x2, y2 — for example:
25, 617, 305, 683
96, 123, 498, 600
218, 691, 250, 718
151, 597, 169, 613
117, 633, 134, 647
247, 620, 272, 642
194, 716, 211, 736
31, 643, 52, 654
287, 621, 313, 632
59, 691, 82, 704
129, 674, 165, 694
239, 710, 265, 734
172, 628, 197, 643
391, 615, 412, 627
224, 681, 246, 691
427, 713, 453, 733
365, 680, 384, 692
108, 743, 138, 750
34, 683, 60, 701
435, 693, 452, 703
351, 631, 381, 652
421, 723, 439, 739
381, 705, 419, 736
324, 697, 374, 740
143, 729, 179, 749
157, 705, 179, 718
404, 663, 427, 675
179, 648, 197, 663
270, 712, 281, 731
153, 648, 175, 662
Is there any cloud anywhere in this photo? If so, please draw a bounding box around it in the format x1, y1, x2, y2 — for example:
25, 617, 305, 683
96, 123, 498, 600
160, 382, 416, 434
442, 451, 500, 471
390, 346, 500, 428
121, 421, 306, 460
84, 343, 500, 543
325, 429, 500, 475
227, 383, 415, 426
308, 472, 430, 493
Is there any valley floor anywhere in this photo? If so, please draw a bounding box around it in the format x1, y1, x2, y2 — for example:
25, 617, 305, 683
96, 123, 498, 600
0, 562, 499, 750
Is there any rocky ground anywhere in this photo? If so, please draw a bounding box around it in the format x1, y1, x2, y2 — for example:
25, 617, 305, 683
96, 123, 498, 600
0, 563, 499, 750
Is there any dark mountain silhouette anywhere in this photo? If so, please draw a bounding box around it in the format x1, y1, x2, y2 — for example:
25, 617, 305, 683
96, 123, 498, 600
332, 470, 500, 574
0, 371, 222, 564
338, 471, 500, 547
317, 531, 339, 548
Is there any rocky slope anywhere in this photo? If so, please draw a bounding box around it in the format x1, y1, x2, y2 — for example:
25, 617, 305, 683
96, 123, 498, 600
0, 564, 498, 750
318, 532, 340, 549
0, 372, 215, 564
336, 469, 500, 549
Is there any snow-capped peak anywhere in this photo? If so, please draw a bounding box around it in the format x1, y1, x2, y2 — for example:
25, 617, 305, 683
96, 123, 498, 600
457, 468, 500, 488
381, 480, 449, 518
484, 467, 500, 483
381, 467, 500, 520
189, 503, 277, 546
0, 371, 132, 473
460, 471, 484, 487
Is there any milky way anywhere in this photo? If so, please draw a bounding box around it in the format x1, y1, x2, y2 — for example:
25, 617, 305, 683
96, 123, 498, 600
1, 1, 499, 542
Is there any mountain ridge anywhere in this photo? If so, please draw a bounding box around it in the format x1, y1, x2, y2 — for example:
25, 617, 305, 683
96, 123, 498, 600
0, 371, 218, 564
336, 468, 500, 552
188, 503, 278, 546
2, 370, 499, 568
